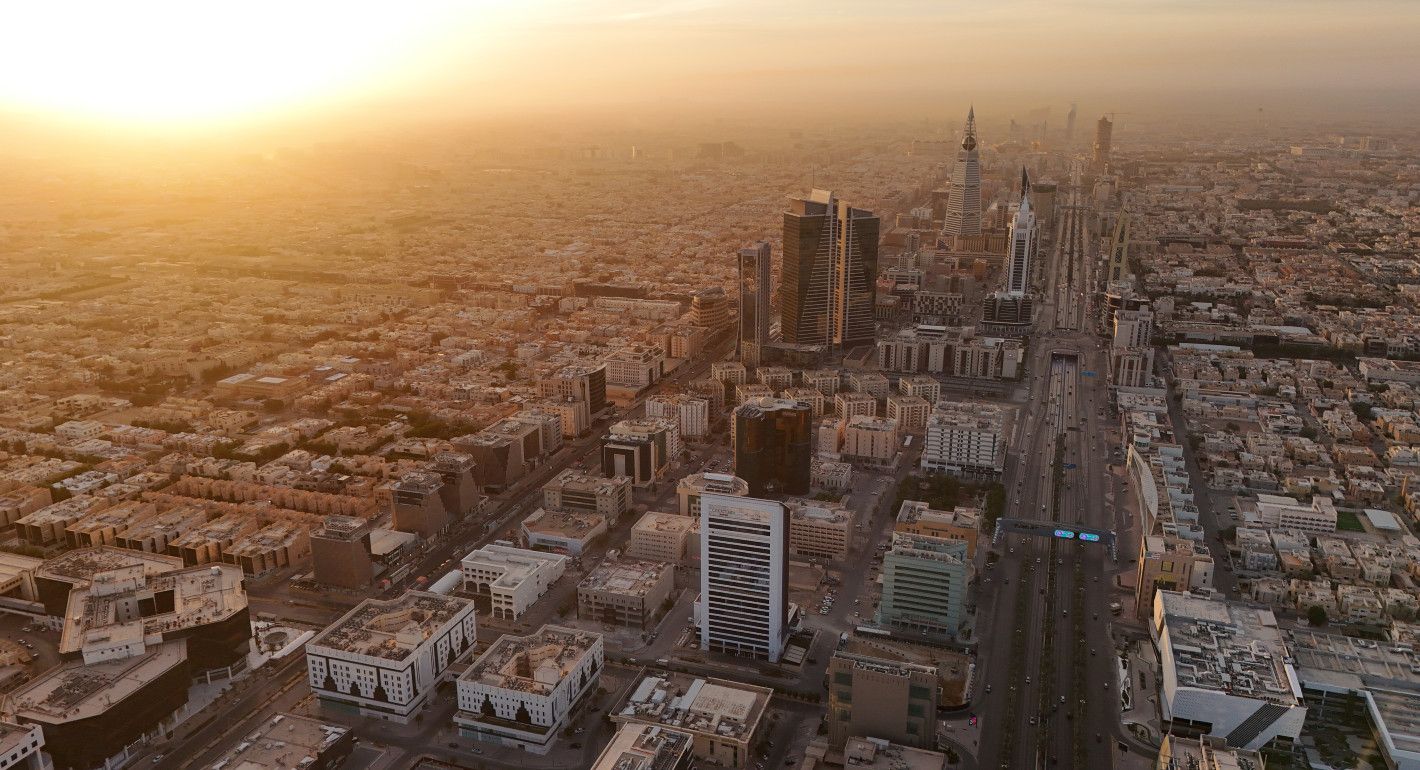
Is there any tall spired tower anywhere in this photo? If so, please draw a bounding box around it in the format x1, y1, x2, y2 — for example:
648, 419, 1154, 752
1006, 168, 1037, 297
941, 107, 982, 239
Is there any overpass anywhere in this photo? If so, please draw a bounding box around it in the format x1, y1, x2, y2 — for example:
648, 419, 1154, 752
991, 517, 1118, 560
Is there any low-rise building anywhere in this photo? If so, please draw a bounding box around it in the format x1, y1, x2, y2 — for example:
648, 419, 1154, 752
543, 469, 632, 523
676, 472, 749, 518
921, 401, 1007, 480
461, 545, 568, 620
894, 501, 980, 558
612, 673, 772, 768
835, 391, 878, 420
207, 713, 353, 770
886, 394, 932, 433
306, 591, 477, 723
842, 415, 899, 465
627, 512, 696, 564
577, 560, 674, 629
589, 723, 693, 770
827, 650, 939, 749
520, 508, 607, 556
454, 626, 603, 753
787, 500, 852, 561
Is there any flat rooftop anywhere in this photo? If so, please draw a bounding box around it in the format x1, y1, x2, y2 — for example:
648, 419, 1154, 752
580, 560, 669, 595
308, 591, 471, 661
843, 737, 947, 770
462, 544, 568, 589
36, 546, 184, 584
677, 472, 749, 496
589, 723, 692, 770
209, 713, 348, 770
632, 512, 696, 534
617, 673, 771, 742
1155, 592, 1299, 706
549, 468, 630, 493
788, 500, 850, 525
8, 639, 187, 724
1288, 628, 1420, 757
461, 625, 600, 695
61, 563, 248, 656
523, 507, 606, 537
897, 501, 979, 528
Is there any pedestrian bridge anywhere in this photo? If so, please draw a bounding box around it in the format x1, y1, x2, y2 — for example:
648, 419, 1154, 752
991, 518, 1117, 560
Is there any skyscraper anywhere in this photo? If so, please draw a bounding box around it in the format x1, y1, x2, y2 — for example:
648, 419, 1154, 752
737, 241, 771, 365
699, 492, 788, 662
1006, 169, 1037, 297
1092, 114, 1113, 171
781, 190, 879, 349
1106, 211, 1131, 284
1065, 101, 1077, 142
941, 107, 982, 239
733, 396, 811, 496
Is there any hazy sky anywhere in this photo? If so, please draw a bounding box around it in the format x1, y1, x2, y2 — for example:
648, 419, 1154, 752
1, 0, 1417, 133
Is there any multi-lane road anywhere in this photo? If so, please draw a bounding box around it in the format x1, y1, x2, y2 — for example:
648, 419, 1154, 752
974, 166, 1128, 770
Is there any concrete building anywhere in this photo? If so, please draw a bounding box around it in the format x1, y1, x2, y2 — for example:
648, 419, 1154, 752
827, 649, 940, 748
207, 713, 353, 770
0, 722, 46, 770
886, 394, 932, 433
782, 387, 827, 418
836, 738, 948, 770
306, 591, 477, 723
454, 626, 603, 753
1253, 494, 1338, 533
700, 493, 788, 662
543, 469, 632, 523
922, 401, 1007, 479
389, 472, 449, 540
612, 673, 772, 768
520, 508, 607, 556
646, 394, 711, 440
8, 640, 189, 770
605, 345, 666, 391
577, 559, 674, 629
58, 561, 251, 672
589, 723, 693, 770
1154, 736, 1263, 770
894, 501, 980, 558
627, 512, 696, 564
845, 371, 890, 400
461, 544, 568, 620
842, 415, 899, 466
431, 452, 483, 518
310, 515, 374, 590
676, 472, 749, 518
1150, 591, 1307, 751
786, 499, 853, 562
811, 459, 853, 492
877, 533, 970, 638
834, 391, 878, 420
603, 417, 679, 487
1133, 533, 1216, 618
537, 363, 608, 418
898, 375, 940, 403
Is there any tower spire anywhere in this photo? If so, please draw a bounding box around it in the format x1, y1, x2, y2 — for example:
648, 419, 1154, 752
1020, 167, 1031, 197
962, 106, 977, 151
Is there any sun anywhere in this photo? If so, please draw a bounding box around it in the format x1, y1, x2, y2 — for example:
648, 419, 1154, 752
0, 1, 487, 126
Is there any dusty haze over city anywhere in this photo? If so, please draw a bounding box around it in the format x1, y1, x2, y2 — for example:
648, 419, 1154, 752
1, 3, 1419, 770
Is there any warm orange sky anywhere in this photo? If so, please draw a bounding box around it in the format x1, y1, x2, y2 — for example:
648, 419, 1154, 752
1, 0, 1417, 131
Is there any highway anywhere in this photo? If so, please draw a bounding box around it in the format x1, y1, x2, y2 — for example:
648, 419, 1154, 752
974, 164, 1126, 770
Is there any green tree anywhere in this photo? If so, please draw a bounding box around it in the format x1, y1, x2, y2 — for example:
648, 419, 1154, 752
1307, 605, 1328, 627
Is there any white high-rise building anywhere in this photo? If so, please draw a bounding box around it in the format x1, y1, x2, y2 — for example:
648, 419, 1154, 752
699, 492, 788, 662
941, 107, 982, 239
1006, 169, 1037, 297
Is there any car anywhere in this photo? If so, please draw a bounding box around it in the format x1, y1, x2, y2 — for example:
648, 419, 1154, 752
1025, 676, 1031, 684
571, 742, 582, 749
985, 684, 992, 693
1028, 716, 1038, 725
